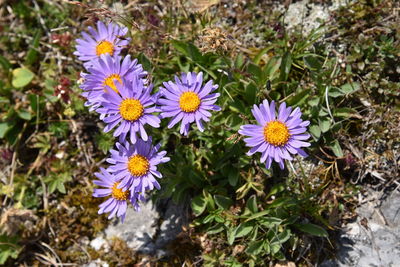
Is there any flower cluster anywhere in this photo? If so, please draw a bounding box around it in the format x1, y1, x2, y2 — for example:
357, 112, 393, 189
75, 20, 311, 222
75, 21, 222, 222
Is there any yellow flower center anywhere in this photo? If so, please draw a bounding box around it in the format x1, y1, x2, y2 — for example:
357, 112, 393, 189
119, 99, 144, 121
96, 40, 114, 56
104, 74, 122, 93
111, 182, 129, 201
263, 121, 290, 147
179, 92, 201, 113
127, 155, 150, 176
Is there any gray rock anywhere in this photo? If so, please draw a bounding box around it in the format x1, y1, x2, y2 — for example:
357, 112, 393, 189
381, 191, 400, 228
282, 0, 350, 35
91, 197, 189, 259
105, 199, 159, 252
325, 190, 400, 267
156, 199, 189, 249
82, 259, 109, 267
90, 236, 108, 251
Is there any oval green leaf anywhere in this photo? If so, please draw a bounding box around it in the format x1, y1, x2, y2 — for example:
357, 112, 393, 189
12, 68, 34, 88
294, 223, 328, 237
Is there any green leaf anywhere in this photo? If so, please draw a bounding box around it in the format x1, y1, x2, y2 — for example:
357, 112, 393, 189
303, 55, 323, 70
57, 182, 66, 194
0, 122, 9, 138
187, 43, 202, 62
266, 183, 285, 198
286, 89, 311, 106
328, 87, 344, 98
202, 214, 215, 224
45, 172, 71, 194
268, 197, 297, 208
279, 52, 292, 81
244, 82, 258, 105
204, 190, 215, 210
25, 30, 41, 65
340, 82, 360, 94
246, 195, 258, 213
48, 180, 57, 194
235, 222, 254, 238
331, 122, 342, 132
0, 55, 11, 73
333, 107, 359, 118
329, 139, 343, 157
263, 56, 281, 79
226, 114, 242, 130
309, 125, 321, 140
17, 109, 32, 120
48, 121, 69, 138
227, 228, 236, 245
294, 223, 328, 237
319, 117, 331, 133
228, 168, 239, 186
247, 63, 262, 81
171, 40, 188, 55
234, 53, 244, 69
245, 210, 269, 221
253, 46, 272, 65
245, 240, 264, 255
308, 96, 319, 106
12, 67, 34, 88
95, 132, 114, 154
191, 195, 207, 216
271, 229, 291, 245
270, 243, 281, 255
5, 124, 20, 146
207, 224, 224, 235
0, 235, 21, 264
259, 217, 282, 228
137, 53, 152, 71
214, 195, 233, 210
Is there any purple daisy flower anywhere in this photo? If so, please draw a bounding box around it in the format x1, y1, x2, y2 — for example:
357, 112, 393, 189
97, 77, 160, 144
80, 54, 147, 112
74, 21, 130, 68
106, 137, 170, 194
93, 167, 145, 222
157, 72, 221, 136
238, 100, 311, 169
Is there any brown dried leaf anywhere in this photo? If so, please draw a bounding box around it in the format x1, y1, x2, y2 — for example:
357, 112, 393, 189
274, 261, 296, 267
186, 0, 220, 13
0, 208, 38, 235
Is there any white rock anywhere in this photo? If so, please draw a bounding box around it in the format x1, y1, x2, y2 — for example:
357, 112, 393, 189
105, 200, 159, 252
90, 236, 108, 251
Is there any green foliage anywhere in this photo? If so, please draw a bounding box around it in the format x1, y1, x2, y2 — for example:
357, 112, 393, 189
0, 235, 21, 264
45, 172, 72, 194
153, 23, 369, 263
95, 132, 115, 155
49, 121, 70, 139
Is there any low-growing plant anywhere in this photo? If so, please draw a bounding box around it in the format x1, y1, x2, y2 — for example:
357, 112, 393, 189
1, 0, 397, 265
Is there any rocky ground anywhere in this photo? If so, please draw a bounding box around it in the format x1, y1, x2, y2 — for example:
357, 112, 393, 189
323, 189, 400, 267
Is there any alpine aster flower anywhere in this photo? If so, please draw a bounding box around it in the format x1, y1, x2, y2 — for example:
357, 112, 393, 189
239, 100, 311, 169
157, 72, 221, 136
74, 21, 130, 68
97, 77, 160, 144
106, 138, 170, 194
93, 168, 145, 222
80, 54, 147, 111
